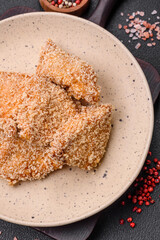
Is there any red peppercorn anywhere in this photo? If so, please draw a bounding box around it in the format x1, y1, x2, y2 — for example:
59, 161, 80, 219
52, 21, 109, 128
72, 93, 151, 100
146, 160, 151, 165
130, 222, 135, 228
154, 172, 159, 176
134, 183, 138, 187
140, 177, 143, 181
138, 196, 142, 201
147, 175, 152, 180
152, 168, 156, 171
136, 208, 142, 213
148, 196, 151, 200
146, 192, 150, 197
75, 0, 80, 4
149, 169, 153, 175
145, 201, 150, 206
142, 193, 145, 197
138, 200, 143, 206
137, 190, 142, 195
144, 178, 147, 183
51, 1, 55, 5
58, 0, 62, 4
132, 198, 137, 204
158, 161, 160, 165
119, 219, 124, 225
151, 178, 155, 182
150, 199, 155, 204
155, 179, 159, 184
156, 164, 160, 170
148, 151, 151, 156
143, 196, 147, 201
158, 176, 160, 180
128, 194, 132, 199
143, 188, 148, 193
135, 178, 139, 182
127, 217, 133, 223
143, 166, 147, 171
121, 201, 125, 206
147, 181, 151, 185
152, 183, 156, 187
133, 206, 138, 212
143, 184, 148, 189
148, 186, 154, 192
154, 158, 158, 163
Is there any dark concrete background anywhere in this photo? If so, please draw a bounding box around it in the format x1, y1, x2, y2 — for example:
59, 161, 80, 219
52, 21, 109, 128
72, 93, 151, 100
0, 0, 160, 239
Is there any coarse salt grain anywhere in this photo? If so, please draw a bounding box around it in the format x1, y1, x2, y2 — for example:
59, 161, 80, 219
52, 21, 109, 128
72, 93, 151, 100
151, 10, 157, 15
147, 43, 152, 47
135, 43, 141, 49
13, 237, 18, 240
118, 24, 122, 29
120, 12, 124, 16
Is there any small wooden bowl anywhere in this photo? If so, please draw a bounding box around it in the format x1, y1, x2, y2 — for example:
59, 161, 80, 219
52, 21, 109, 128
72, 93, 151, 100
39, 0, 90, 16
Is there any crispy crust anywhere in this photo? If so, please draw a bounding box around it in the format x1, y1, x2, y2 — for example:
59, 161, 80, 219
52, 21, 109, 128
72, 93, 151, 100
36, 39, 101, 104
0, 72, 78, 185
51, 104, 114, 170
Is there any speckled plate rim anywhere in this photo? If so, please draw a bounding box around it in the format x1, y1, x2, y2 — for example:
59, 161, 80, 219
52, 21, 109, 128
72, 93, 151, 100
0, 12, 154, 227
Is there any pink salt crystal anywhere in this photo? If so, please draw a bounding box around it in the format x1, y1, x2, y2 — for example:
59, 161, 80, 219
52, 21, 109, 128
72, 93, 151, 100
129, 33, 133, 37
135, 43, 141, 49
132, 36, 138, 40
147, 43, 152, 47
129, 23, 133, 27
131, 28, 136, 33
134, 18, 140, 23
152, 42, 156, 46
139, 11, 144, 16
151, 10, 157, 15
134, 24, 141, 29
120, 12, 124, 16
0, 231, 2, 235
118, 24, 122, 29
125, 29, 130, 33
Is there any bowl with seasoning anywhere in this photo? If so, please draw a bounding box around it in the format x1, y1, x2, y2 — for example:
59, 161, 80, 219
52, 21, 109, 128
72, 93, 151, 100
39, 0, 90, 16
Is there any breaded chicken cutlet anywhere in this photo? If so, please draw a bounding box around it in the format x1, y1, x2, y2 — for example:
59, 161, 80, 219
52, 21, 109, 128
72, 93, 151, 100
0, 41, 114, 185
0, 72, 78, 184
36, 39, 101, 104
51, 104, 113, 170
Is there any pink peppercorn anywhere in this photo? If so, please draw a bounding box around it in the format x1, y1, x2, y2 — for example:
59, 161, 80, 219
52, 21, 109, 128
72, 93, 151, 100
128, 194, 132, 199
132, 198, 137, 204
146, 160, 151, 165
148, 186, 154, 192
136, 208, 142, 213
133, 206, 138, 212
121, 201, 125, 206
127, 217, 133, 223
155, 179, 159, 184
154, 158, 158, 163
145, 201, 150, 206
130, 222, 135, 228
120, 219, 124, 225
138, 200, 143, 206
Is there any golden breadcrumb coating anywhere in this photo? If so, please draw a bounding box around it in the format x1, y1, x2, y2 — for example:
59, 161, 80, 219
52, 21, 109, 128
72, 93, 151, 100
36, 39, 101, 104
0, 72, 78, 185
51, 104, 114, 170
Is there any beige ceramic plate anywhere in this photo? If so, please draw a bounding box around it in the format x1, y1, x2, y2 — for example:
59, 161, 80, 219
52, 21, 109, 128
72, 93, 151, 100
0, 12, 153, 227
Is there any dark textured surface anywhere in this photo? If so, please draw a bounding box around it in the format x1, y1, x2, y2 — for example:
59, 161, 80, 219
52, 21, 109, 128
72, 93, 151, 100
0, 0, 160, 240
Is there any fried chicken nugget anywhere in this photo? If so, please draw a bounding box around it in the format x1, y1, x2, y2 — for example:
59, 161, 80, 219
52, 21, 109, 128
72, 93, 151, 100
36, 39, 101, 104
51, 104, 114, 170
